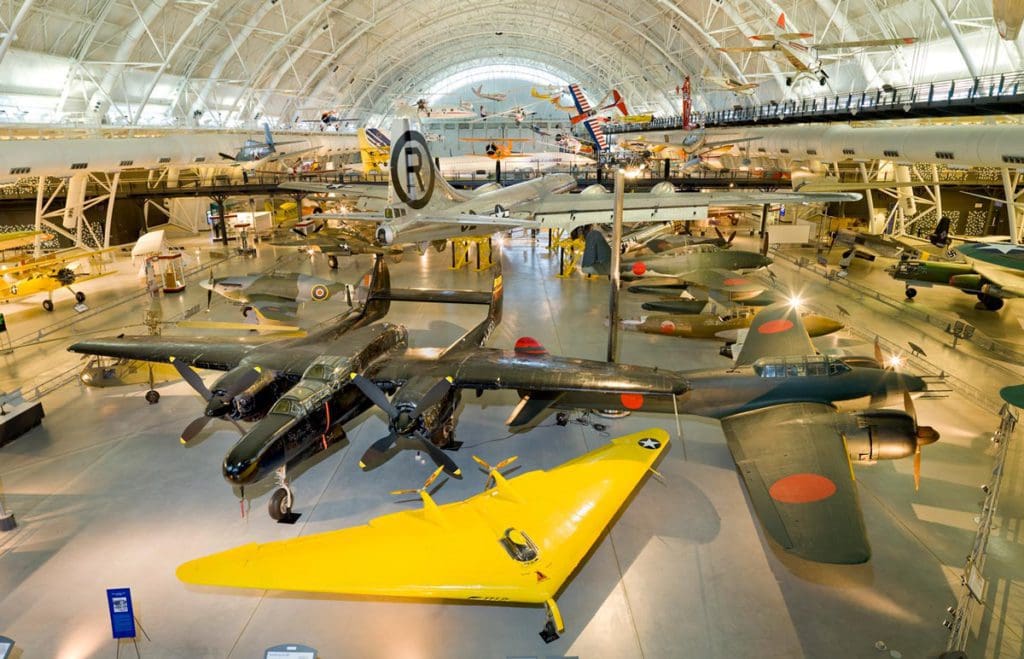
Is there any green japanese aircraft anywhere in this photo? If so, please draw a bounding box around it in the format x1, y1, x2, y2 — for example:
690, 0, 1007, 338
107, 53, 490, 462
886, 241, 1024, 311
620, 306, 843, 341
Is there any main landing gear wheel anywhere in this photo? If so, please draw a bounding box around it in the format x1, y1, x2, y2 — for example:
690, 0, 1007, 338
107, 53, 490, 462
268, 466, 300, 523
977, 293, 1004, 311
42, 299, 54, 311
268, 488, 293, 521
145, 390, 160, 404
905, 287, 917, 300
327, 255, 339, 269
74, 291, 86, 303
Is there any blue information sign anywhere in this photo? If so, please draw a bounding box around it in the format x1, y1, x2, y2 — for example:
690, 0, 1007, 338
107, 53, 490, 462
106, 588, 137, 639
779, 205, 786, 217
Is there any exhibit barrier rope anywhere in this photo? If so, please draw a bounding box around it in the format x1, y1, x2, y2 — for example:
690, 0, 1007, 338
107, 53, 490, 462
944, 404, 1017, 652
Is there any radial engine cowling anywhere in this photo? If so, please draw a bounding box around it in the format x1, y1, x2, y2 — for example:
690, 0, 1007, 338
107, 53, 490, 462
376, 224, 397, 246
838, 409, 918, 462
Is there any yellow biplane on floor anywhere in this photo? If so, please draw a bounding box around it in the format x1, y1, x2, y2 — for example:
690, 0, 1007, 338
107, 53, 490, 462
177, 428, 670, 641
0, 248, 115, 311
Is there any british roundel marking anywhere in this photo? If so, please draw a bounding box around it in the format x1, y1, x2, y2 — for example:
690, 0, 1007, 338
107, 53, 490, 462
620, 393, 644, 410
758, 318, 794, 334
768, 473, 836, 504
311, 284, 330, 301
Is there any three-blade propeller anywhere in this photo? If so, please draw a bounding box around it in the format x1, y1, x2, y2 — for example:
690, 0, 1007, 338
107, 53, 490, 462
872, 338, 940, 490
472, 455, 518, 490
348, 373, 461, 477
170, 357, 258, 443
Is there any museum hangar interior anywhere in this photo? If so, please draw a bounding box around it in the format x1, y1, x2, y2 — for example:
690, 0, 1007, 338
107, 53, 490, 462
0, 1, 1023, 657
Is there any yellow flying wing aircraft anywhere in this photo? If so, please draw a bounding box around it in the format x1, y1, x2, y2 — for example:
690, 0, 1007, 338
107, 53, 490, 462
177, 427, 669, 641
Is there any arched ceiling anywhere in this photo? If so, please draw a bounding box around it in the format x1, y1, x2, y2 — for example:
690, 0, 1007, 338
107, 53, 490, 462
0, 0, 1018, 127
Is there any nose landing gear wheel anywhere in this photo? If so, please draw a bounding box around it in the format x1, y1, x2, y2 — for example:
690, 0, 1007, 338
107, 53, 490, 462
269, 466, 301, 523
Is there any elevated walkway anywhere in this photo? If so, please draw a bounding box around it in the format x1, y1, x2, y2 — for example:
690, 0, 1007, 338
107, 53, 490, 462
605, 72, 1024, 134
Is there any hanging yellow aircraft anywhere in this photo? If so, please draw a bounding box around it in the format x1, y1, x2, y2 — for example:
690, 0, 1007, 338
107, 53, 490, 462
0, 249, 114, 311
176, 427, 669, 642
0, 229, 54, 254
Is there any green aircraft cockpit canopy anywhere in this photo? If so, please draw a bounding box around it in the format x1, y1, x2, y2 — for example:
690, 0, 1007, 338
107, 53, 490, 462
302, 355, 353, 384
752, 355, 851, 379
270, 380, 332, 417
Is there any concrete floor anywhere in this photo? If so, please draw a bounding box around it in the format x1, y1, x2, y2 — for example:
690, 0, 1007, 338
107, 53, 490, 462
0, 230, 1018, 658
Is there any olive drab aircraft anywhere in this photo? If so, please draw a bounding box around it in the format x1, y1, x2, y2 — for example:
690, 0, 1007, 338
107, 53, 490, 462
176, 428, 670, 642
619, 305, 844, 341
303, 118, 860, 251
887, 240, 1024, 311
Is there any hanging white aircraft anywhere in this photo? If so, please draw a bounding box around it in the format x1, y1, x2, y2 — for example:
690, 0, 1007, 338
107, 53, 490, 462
304, 120, 860, 248
471, 85, 508, 102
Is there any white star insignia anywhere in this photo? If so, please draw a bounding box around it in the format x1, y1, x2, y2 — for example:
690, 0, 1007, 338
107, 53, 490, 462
973, 243, 1021, 254
638, 438, 661, 449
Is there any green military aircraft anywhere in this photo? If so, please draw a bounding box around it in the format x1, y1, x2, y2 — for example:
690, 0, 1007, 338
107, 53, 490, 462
620, 306, 843, 341
886, 241, 1024, 311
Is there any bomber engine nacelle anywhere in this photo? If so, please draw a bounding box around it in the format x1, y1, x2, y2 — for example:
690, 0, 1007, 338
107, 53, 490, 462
837, 409, 919, 462
210, 366, 292, 420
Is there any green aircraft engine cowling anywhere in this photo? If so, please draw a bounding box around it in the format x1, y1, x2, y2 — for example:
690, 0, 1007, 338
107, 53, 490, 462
948, 274, 983, 292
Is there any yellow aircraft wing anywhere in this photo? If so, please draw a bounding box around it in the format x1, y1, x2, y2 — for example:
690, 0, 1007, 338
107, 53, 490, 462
177, 428, 669, 636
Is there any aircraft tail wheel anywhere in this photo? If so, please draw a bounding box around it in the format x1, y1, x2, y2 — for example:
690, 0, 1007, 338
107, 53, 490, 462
75, 291, 86, 303
145, 390, 160, 404
905, 288, 917, 299
327, 255, 339, 269
269, 488, 292, 521
42, 299, 54, 311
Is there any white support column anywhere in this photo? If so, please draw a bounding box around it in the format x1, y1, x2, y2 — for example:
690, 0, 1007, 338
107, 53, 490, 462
1003, 167, 1020, 244
859, 162, 878, 233
0, 0, 35, 69
103, 172, 120, 248
932, 164, 942, 223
